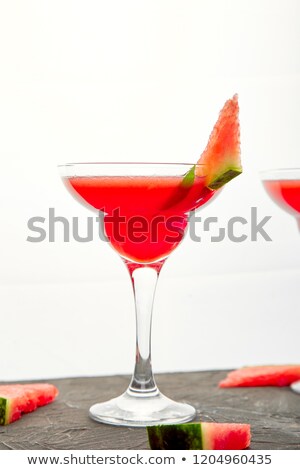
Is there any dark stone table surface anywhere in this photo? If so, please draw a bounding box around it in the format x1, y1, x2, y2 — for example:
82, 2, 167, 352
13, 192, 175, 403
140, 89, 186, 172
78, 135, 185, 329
1, 371, 299, 450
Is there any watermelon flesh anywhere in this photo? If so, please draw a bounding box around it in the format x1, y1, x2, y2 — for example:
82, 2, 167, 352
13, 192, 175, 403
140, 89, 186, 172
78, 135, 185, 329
147, 422, 251, 450
197, 94, 242, 190
219, 365, 300, 388
0, 383, 59, 425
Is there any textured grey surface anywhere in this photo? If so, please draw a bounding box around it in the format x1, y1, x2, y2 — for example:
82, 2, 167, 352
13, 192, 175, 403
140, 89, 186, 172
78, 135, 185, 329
0, 371, 300, 449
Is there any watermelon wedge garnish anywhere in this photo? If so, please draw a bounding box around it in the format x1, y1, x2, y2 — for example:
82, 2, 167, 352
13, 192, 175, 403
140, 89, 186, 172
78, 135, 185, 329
196, 94, 242, 190
0, 383, 59, 425
163, 95, 242, 208
219, 365, 300, 388
147, 422, 251, 450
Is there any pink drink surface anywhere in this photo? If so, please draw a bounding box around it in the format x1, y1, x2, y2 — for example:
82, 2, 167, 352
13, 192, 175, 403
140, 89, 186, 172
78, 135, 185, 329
67, 175, 214, 263
263, 180, 300, 215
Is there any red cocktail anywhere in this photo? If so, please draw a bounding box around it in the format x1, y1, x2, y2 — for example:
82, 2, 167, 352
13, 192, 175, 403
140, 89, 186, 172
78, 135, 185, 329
68, 173, 214, 263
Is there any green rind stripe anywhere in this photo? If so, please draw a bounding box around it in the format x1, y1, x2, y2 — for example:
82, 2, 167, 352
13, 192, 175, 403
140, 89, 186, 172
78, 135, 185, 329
0, 398, 8, 425
147, 423, 203, 450
208, 168, 242, 190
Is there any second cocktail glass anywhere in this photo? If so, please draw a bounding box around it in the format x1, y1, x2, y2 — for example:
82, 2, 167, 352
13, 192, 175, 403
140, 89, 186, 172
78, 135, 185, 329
261, 168, 300, 395
60, 162, 215, 426
261, 168, 300, 231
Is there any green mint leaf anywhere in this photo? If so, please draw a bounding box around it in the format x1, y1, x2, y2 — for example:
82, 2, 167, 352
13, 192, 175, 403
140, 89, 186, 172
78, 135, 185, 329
182, 165, 195, 187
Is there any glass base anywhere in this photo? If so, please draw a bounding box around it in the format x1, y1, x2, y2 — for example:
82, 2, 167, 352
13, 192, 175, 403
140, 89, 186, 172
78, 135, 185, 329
291, 380, 300, 394
89, 389, 196, 427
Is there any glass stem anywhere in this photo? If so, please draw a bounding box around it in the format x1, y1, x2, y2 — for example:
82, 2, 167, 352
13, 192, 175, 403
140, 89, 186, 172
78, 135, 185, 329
125, 261, 164, 396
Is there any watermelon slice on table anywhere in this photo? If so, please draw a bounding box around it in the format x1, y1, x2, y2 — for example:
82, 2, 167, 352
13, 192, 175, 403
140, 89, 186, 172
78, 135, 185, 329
147, 422, 251, 450
197, 94, 242, 190
0, 383, 59, 425
219, 365, 300, 388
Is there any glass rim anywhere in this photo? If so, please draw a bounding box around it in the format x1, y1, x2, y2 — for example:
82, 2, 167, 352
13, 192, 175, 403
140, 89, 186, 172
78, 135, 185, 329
259, 167, 300, 179
58, 161, 205, 168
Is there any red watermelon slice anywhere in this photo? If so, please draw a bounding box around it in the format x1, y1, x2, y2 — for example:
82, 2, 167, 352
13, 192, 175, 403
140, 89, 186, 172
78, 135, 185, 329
197, 94, 242, 189
147, 422, 251, 450
0, 383, 59, 425
219, 365, 300, 388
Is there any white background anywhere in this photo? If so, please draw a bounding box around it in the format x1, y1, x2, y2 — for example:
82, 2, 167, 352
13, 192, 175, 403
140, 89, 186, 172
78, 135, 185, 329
0, 0, 299, 381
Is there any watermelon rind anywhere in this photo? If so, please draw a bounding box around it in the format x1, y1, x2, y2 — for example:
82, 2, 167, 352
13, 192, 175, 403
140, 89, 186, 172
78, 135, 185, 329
147, 423, 202, 450
208, 167, 242, 190
0, 398, 8, 426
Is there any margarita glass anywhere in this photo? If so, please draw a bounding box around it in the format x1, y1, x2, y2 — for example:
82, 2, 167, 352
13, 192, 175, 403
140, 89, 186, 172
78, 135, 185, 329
262, 168, 300, 231
261, 168, 300, 395
60, 162, 215, 426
